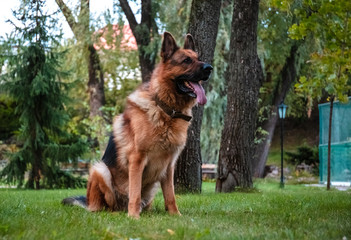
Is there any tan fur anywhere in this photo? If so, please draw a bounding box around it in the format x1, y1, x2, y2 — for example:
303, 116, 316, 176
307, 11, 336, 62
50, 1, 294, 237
86, 32, 211, 218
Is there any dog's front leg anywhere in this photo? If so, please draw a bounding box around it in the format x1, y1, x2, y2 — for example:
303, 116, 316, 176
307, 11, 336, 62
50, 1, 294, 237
128, 152, 145, 219
161, 164, 181, 216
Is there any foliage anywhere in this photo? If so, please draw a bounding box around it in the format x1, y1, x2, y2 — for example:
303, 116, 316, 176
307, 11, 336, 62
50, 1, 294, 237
286, 144, 319, 166
42, 167, 87, 189
0, 94, 20, 140
0, 182, 350, 239
158, 0, 191, 42
289, 0, 351, 189
0, 0, 87, 188
258, 0, 295, 78
201, 0, 311, 163
257, 0, 315, 119
292, 0, 351, 104
258, 0, 294, 117
55, 6, 142, 161
114, 0, 162, 83
94, 20, 141, 116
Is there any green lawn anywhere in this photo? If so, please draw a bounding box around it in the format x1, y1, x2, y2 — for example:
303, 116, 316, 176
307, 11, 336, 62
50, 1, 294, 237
0, 181, 350, 240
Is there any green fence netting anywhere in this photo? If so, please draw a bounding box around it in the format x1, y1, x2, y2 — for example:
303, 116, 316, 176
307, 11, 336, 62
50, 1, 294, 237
319, 97, 351, 184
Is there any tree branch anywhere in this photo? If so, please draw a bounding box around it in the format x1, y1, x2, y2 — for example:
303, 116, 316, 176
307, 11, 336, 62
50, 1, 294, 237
55, 0, 78, 37
118, 0, 138, 33
141, 0, 152, 29
141, 0, 158, 35
78, 0, 90, 31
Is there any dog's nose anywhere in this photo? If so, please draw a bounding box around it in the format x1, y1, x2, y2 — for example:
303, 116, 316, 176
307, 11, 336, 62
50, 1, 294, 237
202, 63, 213, 72
201, 63, 213, 81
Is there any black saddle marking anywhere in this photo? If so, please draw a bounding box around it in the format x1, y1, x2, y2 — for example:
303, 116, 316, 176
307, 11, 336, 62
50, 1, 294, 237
102, 134, 118, 167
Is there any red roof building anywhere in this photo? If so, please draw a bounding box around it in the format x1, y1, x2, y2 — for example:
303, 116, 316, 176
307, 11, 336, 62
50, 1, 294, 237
94, 24, 138, 51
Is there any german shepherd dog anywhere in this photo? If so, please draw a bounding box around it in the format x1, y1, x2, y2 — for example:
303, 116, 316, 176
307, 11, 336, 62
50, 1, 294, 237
62, 32, 212, 218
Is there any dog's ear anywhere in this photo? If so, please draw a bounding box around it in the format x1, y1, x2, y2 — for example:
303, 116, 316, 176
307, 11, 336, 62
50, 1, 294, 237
161, 32, 179, 61
184, 34, 195, 51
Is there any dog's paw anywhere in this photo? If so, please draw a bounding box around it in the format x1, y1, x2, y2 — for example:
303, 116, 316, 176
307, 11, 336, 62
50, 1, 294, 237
128, 212, 140, 219
169, 210, 182, 216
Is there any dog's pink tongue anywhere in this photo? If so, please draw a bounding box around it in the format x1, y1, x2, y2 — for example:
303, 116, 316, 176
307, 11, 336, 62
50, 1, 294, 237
189, 82, 207, 105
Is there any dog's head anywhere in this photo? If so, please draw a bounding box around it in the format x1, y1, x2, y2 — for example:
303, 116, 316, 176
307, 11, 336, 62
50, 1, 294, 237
159, 32, 213, 105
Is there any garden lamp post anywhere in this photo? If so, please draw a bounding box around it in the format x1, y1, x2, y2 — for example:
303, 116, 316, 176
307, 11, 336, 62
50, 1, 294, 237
278, 102, 287, 188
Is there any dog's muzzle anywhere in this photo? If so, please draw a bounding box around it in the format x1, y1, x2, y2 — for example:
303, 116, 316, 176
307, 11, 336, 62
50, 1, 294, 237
175, 63, 213, 105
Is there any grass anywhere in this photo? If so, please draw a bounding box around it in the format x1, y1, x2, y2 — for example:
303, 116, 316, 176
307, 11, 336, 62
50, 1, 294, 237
266, 148, 282, 166
0, 181, 350, 240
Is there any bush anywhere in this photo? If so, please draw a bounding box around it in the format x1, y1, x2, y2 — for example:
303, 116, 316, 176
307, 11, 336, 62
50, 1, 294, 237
286, 145, 319, 175
41, 168, 87, 189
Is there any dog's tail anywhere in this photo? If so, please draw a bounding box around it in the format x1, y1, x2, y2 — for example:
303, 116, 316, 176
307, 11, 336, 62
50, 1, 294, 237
62, 196, 87, 209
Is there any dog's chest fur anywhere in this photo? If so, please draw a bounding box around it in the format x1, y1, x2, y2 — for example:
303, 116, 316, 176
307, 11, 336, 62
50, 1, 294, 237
141, 112, 187, 184
111, 87, 190, 192
127, 87, 190, 148
142, 146, 181, 184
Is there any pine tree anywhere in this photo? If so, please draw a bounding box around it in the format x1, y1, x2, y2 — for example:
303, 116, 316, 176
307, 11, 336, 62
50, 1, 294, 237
0, 0, 87, 189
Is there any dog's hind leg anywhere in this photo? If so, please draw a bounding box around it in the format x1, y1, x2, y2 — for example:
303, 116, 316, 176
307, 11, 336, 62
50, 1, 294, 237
86, 175, 105, 211
141, 182, 159, 212
87, 163, 116, 211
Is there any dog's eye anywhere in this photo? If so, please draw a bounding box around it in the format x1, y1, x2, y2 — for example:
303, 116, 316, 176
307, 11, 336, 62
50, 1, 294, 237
183, 57, 192, 64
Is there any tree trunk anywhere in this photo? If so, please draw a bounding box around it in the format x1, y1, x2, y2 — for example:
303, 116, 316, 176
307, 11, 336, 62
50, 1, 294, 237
253, 44, 299, 177
138, 47, 155, 83
55, 0, 105, 118
174, 0, 221, 193
27, 143, 42, 189
174, 127, 202, 193
118, 0, 157, 83
216, 0, 261, 192
327, 96, 334, 190
88, 44, 105, 117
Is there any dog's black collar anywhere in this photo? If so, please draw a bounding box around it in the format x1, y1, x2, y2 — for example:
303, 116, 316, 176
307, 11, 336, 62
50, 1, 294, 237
153, 95, 192, 122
